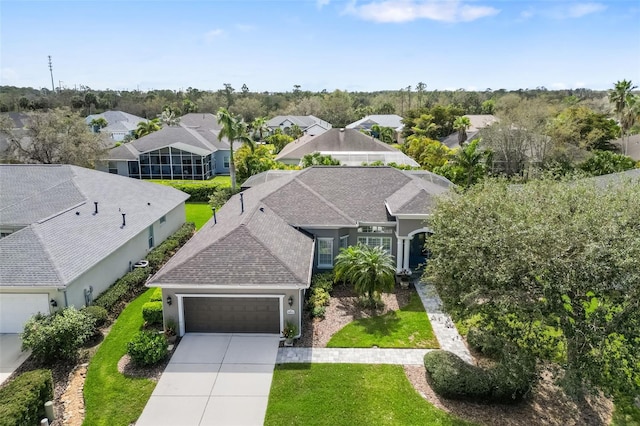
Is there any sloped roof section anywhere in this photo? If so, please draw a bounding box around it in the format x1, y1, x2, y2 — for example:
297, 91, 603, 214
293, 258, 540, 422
0, 165, 189, 288
346, 114, 404, 130
0, 227, 61, 286
86, 111, 145, 133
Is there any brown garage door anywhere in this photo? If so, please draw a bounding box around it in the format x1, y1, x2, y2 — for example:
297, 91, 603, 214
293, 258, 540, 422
183, 297, 280, 333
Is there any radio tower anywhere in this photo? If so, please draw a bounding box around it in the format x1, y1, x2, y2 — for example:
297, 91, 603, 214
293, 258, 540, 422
48, 56, 55, 92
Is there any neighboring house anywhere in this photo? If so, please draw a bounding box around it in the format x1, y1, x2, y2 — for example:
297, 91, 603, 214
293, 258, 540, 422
441, 114, 498, 149
98, 113, 232, 180
275, 128, 419, 167
613, 134, 640, 161
0, 164, 189, 333
346, 114, 404, 143
267, 115, 332, 137
148, 166, 452, 338
86, 110, 146, 141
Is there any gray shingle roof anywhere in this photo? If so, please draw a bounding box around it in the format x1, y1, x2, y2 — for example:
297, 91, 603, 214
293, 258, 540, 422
276, 128, 396, 161
0, 165, 189, 288
148, 166, 454, 290
179, 113, 222, 131
267, 115, 331, 130
86, 111, 146, 133
346, 114, 404, 130
241, 170, 298, 189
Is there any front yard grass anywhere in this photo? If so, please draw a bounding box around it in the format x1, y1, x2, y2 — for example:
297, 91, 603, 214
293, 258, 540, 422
265, 363, 472, 426
185, 202, 212, 230
327, 292, 439, 348
148, 175, 231, 187
83, 288, 156, 426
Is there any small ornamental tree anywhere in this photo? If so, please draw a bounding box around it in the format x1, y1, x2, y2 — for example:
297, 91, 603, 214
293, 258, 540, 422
21, 308, 96, 364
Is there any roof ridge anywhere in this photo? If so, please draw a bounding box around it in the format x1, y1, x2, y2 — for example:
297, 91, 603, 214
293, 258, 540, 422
0, 170, 76, 215
29, 225, 66, 285
293, 175, 355, 224
244, 211, 307, 284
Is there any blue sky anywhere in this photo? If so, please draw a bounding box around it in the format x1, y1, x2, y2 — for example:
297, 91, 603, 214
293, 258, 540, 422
1, 0, 639, 92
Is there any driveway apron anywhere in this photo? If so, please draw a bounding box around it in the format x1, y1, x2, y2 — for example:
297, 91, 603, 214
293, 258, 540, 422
0, 334, 31, 385
136, 333, 280, 426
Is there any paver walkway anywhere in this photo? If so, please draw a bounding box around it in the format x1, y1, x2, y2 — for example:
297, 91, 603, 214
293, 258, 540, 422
278, 279, 474, 365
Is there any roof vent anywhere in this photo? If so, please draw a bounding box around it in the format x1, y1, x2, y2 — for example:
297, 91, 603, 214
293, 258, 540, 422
76, 211, 80, 216
94, 202, 98, 215
340, 128, 345, 132
259, 207, 264, 212
212, 207, 217, 224
121, 213, 126, 228
240, 192, 244, 214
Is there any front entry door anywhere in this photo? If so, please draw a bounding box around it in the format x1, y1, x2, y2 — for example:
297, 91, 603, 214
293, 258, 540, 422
409, 232, 431, 269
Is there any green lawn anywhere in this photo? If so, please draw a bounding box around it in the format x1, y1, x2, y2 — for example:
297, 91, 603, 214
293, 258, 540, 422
148, 175, 231, 187
265, 364, 472, 426
327, 292, 439, 348
185, 202, 212, 230
83, 289, 157, 426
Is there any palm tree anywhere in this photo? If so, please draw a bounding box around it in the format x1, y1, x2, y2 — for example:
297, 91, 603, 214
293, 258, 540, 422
453, 116, 471, 145
250, 117, 269, 143
450, 138, 489, 187
609, 79, 637, 155
217, 107, 248, 191
159, 109, 180, 127
334, 244, 396, 306
135, 118, 161, 138
370, 125, 394, 144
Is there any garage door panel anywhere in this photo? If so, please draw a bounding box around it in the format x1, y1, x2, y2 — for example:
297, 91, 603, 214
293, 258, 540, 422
0, 293, 50, 333
184, 297, 280, 334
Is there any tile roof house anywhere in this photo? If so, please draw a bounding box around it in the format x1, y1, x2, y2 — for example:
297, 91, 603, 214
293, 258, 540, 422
267, 115, 332, 137
98, 113, 232, 180
0, 164, 189, 333
148, 166, 452, 338
275, 128, 419, 167
85, 110, 146, 141
441, 114, 498, 149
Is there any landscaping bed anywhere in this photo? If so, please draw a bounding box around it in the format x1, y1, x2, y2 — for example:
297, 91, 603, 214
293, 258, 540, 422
297, 285, 413, 347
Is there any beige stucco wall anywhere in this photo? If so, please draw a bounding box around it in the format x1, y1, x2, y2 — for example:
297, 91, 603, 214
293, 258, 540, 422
397, 218, 429, 237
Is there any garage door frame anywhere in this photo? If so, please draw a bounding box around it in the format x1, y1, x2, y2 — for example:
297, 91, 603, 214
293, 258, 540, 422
176, 293, 284, 337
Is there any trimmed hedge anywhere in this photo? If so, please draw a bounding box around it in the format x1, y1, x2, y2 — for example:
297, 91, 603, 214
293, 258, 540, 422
306, 272, 334, 318
82, 305, 108, 327
158, 182, 223, 202
0, 369, 53, 426
149, 287, 163, 302
142, 301, 163, 325
127, 331, 168, 366
423, 350, 534, 403
92, 222, 195, 316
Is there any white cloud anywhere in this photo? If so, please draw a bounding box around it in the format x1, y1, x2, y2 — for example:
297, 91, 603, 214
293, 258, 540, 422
566, 2, 606, 18
524, 2, 607, 19
344, 0, 499, 23
317, 0, 331, 8
235, 24, 256, 32
204, 29, 224, 43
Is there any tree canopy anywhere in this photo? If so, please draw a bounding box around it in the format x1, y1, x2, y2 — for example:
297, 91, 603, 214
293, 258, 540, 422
426, 177, 640, 397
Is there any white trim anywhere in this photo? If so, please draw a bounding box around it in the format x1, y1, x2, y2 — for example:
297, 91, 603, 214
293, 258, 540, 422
339, 235, 349, 250
394, 213, 430, 219
149, 283, 307, 290
407, 227, 433, 238
176, 293, 284, 337
317, 237, 334, 268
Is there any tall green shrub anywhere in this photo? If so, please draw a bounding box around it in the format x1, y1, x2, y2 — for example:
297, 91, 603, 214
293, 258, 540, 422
21, 308, 96, 364
127, 331, 168, 366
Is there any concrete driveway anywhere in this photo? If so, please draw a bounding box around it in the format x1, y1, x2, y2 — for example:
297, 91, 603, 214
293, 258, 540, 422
136, 334, 280, 426
0, 334, 31, 385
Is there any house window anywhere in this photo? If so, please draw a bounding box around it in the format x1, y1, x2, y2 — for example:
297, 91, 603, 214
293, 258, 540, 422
148, 225, 154, 249
317, 238, 334, 268
339, 235, 349, 250
108, 161, 118, 174
357, 226, 393, 234
160, 215, 166, 224
223, 156, 230, 168
357, 236, 392, 254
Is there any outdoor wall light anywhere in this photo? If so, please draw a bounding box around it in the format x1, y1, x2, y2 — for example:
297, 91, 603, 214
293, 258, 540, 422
166, 296, 172, 306
288, 296, 294, 307
50, 299, 58, 308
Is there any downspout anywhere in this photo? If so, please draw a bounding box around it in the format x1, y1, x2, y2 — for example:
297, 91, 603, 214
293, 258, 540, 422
63, 289, 69, 307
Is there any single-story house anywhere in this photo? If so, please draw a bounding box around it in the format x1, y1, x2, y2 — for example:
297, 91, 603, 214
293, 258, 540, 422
98, 113, 232, 180
441, 114, 498, 149
148, 166, 453, 338
346, 114, 404, 143
85, 110, 146, 141
267, 115, 332, 137
0, 164, 189, 333
275, 128, 419, 167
